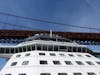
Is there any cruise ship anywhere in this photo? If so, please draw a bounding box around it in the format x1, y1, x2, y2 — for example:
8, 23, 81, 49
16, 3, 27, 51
0, 33, 100, 75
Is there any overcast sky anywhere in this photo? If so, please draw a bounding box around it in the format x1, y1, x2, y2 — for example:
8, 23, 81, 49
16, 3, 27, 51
0, 0, 100, 70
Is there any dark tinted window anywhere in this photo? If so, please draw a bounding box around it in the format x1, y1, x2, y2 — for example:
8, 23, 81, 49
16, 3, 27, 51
15, 48, 19, 53
22, 61, 29, 65
32, 45, 35, 50
40, 73, 51, 75
40, 60, 47, 64
58, 73, 67, 75
5, 74, 12, 75
43, 45, 47, 51
86, 55, 91, 57
59, 46, 66, 50
78, 47, 82, 52
48, 45, 53, 51
73, 73, 82, 75
25, 53, 30, 56
27, 46, 31, 51
73, 47, 77, 52
19, 73, 26, 75
53, 61, 60, 65
37, 44, 42, 50
82, 47, 87, 52
39, 53, 45, 56
5, 48, 10, 53
96, 61, 100, 65
76, 61, 84, 65
1, 48, 4, 53
16, 54, 21, 57
22, 46, 27, 52
68, 54, 74, 57
87, 72, 96, 75
77, 54, 83, 57
11, 62, 17, 66
68, 47, 72, 52
65, 61, 73, 65
54, 45, 58, 51
19, 47, 22, 52
50, 53, 56, 56
86, 61, 94, 65
59, 53, 65, 56
11, 48, 14, 53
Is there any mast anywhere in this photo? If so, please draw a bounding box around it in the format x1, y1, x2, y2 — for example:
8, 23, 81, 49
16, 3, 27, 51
50, 29, 53, 38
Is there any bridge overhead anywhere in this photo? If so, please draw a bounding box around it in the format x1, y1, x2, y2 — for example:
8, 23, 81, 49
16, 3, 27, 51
0, 30, 100, 45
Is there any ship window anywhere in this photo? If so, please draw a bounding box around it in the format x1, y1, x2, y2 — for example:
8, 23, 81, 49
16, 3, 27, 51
73, 73, 82, 75
58, 73, 67, 75
53, 61, 60, 65
73, 47, 77, 52
77, 54, 83, 57
11, 62, 17, 66
39, 53, 45, 55
65, 61, 73, 65
54, 45, 58, 51
23, 46, 27, 52
40, 73, 51, 75
27, 46, 31, 51
68, 54, 74, 57
96, 61, 100, 65
15, 48, 19, 53
43, 45, 47, 51
22, 61, 29, 65
40, 60, 48, 64
87, 72, 96, 75
82, 47, 87, 52
59, 53, 65, 56
0, 48, 5, 53
68, 47, 72, 52
5, 48, 10, 53
5, 74, 12, 75
19, 47, 23, 52
86, 55, 91, 57
37, 44, 42, 50
50, 53, 56, 56
16, 54, 21, 57
78, 47, 82, 52
76, 61, 84, 65
19, 73, 26, 75
86, 61, 94, 65
11, 48, 14, 53
59, 46, 66, 50
32, 45, 35, 50
48, 45, 53, 51
25, 53, 30, 56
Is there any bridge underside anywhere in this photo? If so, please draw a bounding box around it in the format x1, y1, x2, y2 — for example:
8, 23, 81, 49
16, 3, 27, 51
0, 30, 100, 45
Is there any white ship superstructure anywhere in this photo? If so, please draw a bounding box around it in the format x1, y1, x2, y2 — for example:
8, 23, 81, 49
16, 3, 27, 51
0, 33, 100, 75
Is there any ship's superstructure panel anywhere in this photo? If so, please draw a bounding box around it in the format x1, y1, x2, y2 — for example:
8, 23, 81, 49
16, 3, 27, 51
0, 33, 100, 75
1, 51, 100, 75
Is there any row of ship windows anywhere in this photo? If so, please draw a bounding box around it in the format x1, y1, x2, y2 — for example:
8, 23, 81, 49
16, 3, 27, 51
10, 60, 100, 66
0, 44, 92, 53
5, 74, 26, 75
5, 72, 99, 75
16, 52, 92, 58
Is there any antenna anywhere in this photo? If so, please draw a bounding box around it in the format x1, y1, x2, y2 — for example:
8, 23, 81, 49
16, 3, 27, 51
50, 29, 53, 37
